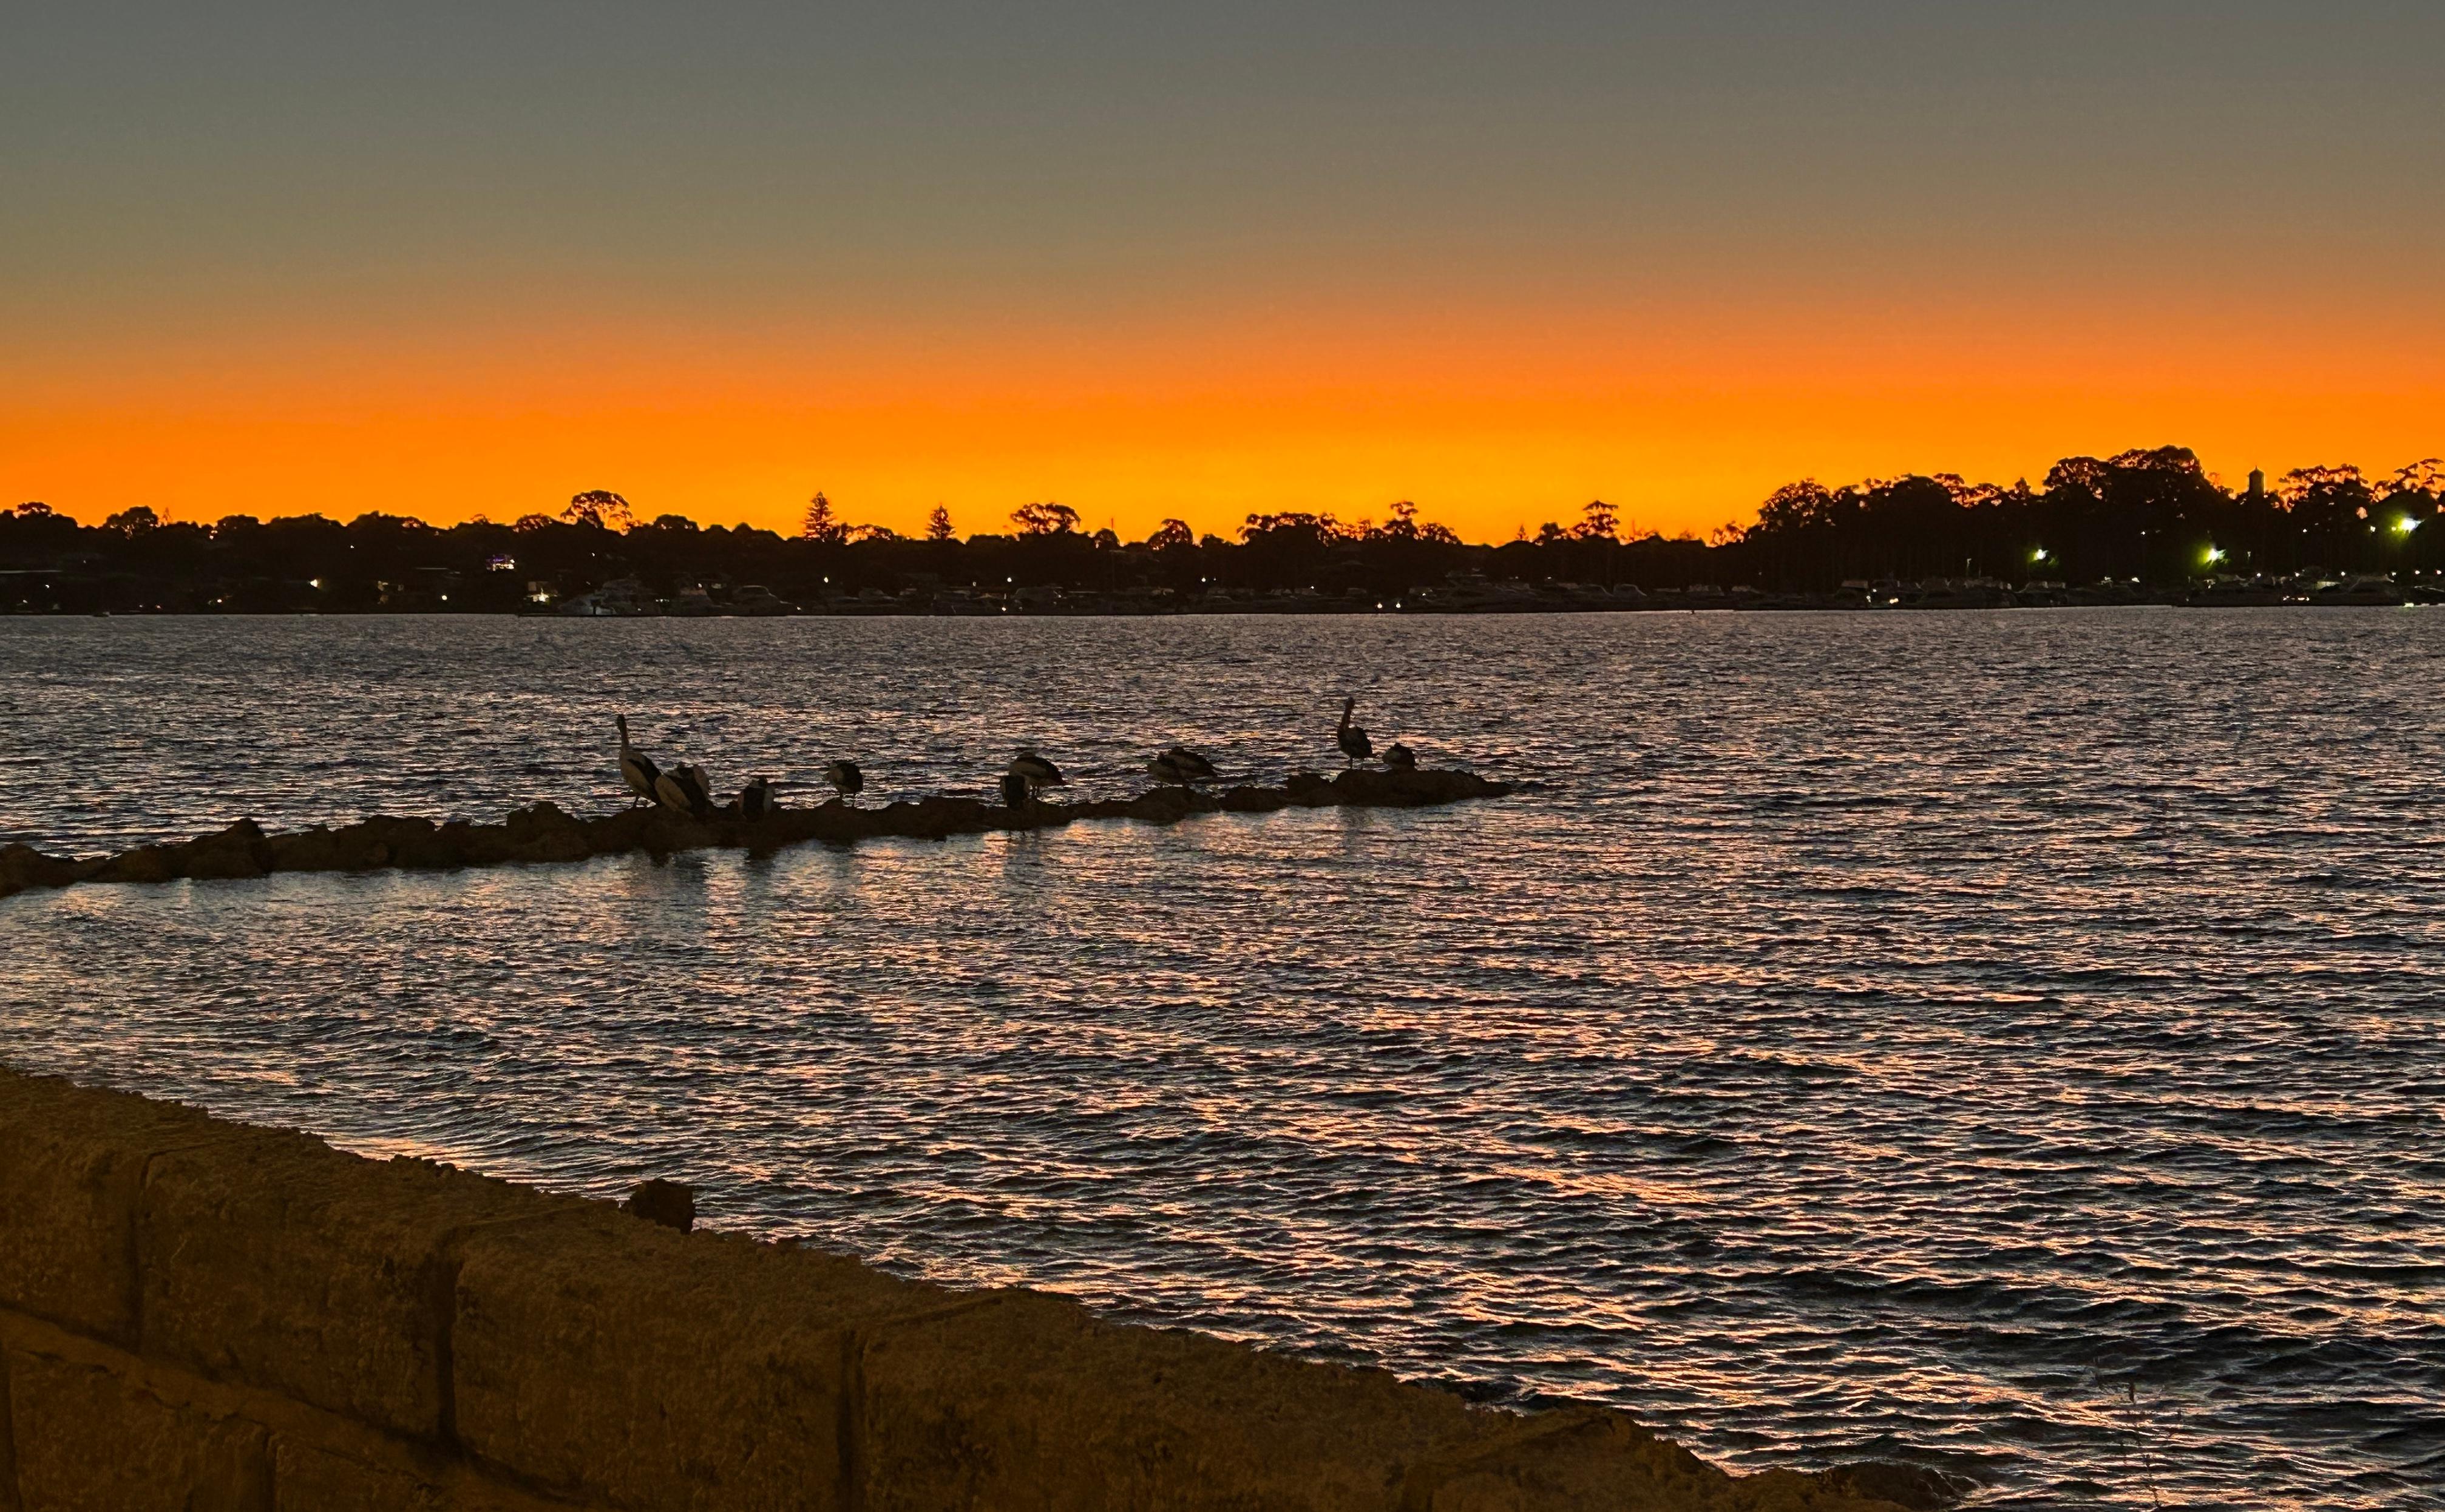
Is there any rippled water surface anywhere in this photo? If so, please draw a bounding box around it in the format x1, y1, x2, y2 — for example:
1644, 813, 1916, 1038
4, 612, 2441, 1509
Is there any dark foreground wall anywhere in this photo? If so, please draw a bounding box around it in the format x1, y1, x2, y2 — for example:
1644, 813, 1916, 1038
0, 1070, 1919, 1511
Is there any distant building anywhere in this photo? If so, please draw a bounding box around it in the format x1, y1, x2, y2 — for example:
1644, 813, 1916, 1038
2247, 468, 2267, 504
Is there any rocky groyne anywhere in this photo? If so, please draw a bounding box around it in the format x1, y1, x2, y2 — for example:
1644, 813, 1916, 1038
0, 767, 1510, 901
0, 1066, 1950, 1511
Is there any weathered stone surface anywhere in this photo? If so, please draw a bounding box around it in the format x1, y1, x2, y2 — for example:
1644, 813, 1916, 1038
1221, 784, 1292, 812
0, 842, 81, 892
1286, 770, 1343, 805
179, 820, 272, 881
5, 1348, 271, 1512
271, 1440, 446, 1512
139, 1130, 566, 1441
453, 1212, 938, 1511
855, 1287, 1498, 1512
1408, 1409, 1907, 1512
501, 801, 592, 864
264, 825, 344, 872
0, 1070, 231, 1342
0, 1345, 18, 1510
268, 1437, 570, 1512
90, 844, 179, 883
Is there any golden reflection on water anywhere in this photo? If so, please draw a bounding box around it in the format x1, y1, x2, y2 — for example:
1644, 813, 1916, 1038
4, 611, 2444, 1508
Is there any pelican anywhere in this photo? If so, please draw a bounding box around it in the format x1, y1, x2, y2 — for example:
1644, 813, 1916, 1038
1164, 745, 1218, 782
654, 762, 712, 819
1384, 742, 1417, 770
1336, 697, 1374, 766
615, 716, 660, 807
824, 759, 864, 804
738, 776, 777, 819
1009, 749, 1065, 796
998, 771, 1031, 810
1148, 745, 1217, 787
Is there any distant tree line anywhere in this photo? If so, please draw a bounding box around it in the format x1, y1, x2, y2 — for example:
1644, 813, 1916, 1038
2, 445, 2437, 613
1737, 448, 2445, 589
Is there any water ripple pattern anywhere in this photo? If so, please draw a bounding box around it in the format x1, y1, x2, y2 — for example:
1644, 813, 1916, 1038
2, 611, 2440, 1510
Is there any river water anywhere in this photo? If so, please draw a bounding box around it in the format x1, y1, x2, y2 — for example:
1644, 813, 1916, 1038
2, 611, 2439, 1509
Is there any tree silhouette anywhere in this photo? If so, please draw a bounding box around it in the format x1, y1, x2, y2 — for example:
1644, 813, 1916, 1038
1147, 518, 1195, 551
1575, 500, 1618, 541
1011, 501, 1079, 536
802, 492, 849, 544
925, 504, 955, 542
563, 490, 634, 531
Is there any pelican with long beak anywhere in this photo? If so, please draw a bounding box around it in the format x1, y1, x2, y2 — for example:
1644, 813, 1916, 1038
615, 715, 660, 807
1336, 697, 1374, 766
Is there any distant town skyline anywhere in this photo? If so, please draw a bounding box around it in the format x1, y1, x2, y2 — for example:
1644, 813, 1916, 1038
8, 2, 2442, 540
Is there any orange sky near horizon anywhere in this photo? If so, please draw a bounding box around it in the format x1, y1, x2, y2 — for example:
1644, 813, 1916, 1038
9, 5, 2443, 543
12, 296, 2442, 544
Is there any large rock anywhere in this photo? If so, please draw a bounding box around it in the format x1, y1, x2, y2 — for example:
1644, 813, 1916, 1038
179, 819, 271, 881
92, 844, 180, 884
501, 801, 592, 864
1284, 770, 1342, 806
0, 841, 82, 892
266, 825, 346, 872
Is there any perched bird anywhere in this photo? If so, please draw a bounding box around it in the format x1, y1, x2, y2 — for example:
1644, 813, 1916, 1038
615, 715, 660, 807
1009, 749, 1066, 796
1384, 742, 1417, 770
1148, 750, 1196, 785
654, 762, 712, 819
738, 776, 777, 819
998, 770, 1033, 810
1162, 745, 1218, 782
1336, 697, 1374, 765
824, 759, 865, 804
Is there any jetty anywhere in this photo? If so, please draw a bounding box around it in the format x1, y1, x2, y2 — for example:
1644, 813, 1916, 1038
0, 766, 1510, 901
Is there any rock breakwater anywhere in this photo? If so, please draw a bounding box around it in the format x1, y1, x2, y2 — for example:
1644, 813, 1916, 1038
0, 766, 1510, 900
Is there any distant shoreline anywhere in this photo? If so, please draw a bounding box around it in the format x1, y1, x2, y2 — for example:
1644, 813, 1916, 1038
7, 583, 2438, 619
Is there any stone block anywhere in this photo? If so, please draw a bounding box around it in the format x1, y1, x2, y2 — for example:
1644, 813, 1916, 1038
140, 1130, 564, 1440
0, 1070, 231, 1343
855, 1288, 1496, 1511
4, 1348, 270, 1512
452, 1213, 938, 1511
269, 1437, 571, 1512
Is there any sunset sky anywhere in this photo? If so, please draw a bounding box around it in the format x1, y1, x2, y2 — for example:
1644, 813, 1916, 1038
8, 2, 2442, 542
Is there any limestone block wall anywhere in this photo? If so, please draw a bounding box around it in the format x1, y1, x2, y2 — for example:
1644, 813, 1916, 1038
0, 1068, 1910, 1511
